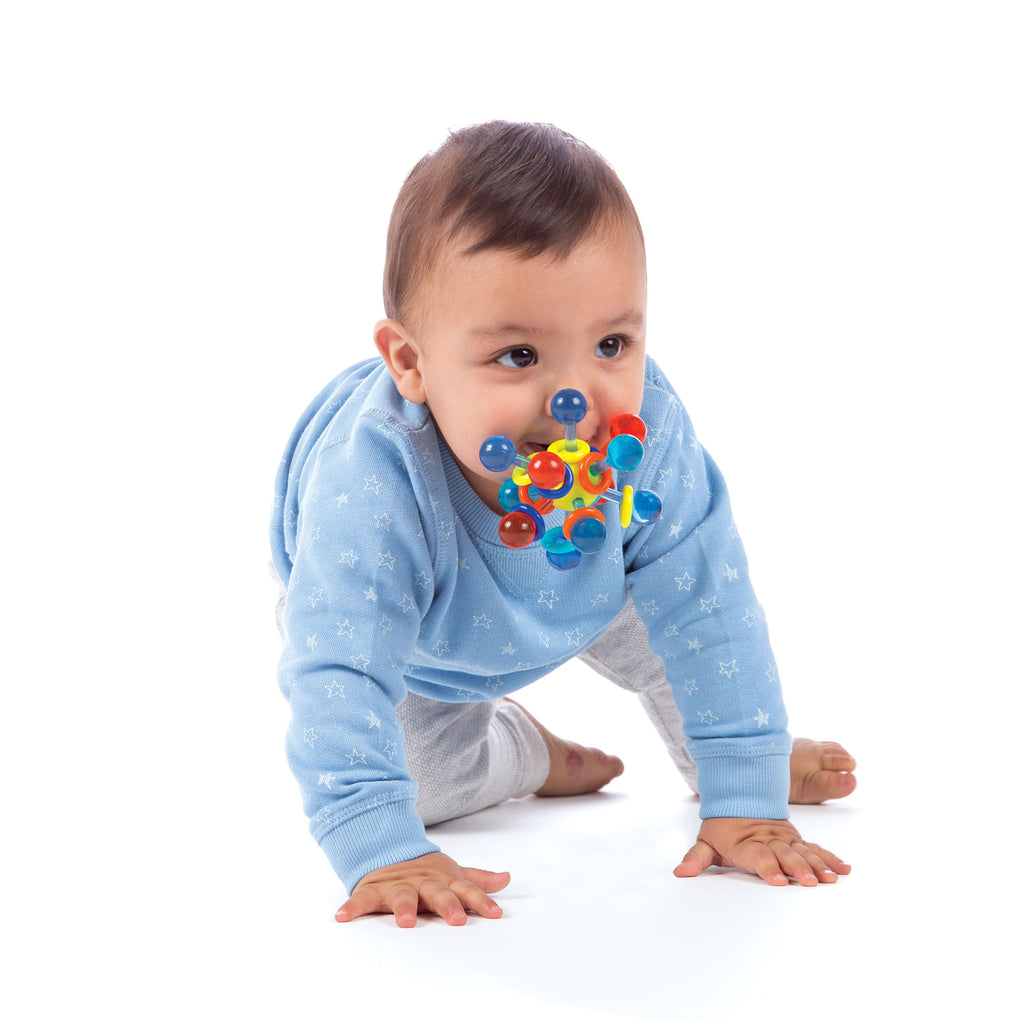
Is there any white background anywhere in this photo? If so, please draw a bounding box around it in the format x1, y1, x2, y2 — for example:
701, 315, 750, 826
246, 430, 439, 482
3, 2, 1021, 1021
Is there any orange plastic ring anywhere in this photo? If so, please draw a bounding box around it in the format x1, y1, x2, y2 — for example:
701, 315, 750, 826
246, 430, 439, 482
579, 452, 613, 495
520, 485, 554, 515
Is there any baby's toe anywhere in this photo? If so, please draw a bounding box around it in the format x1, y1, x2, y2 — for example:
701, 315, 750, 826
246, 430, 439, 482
790, 738, 858, 804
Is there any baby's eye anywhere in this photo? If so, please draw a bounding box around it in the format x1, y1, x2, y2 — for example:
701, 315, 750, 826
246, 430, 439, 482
496, 347, 537, 368
595, 335, 627, 359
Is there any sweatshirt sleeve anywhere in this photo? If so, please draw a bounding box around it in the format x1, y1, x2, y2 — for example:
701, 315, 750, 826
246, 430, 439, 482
625, 392, 792, 820
277, 413, 441, 889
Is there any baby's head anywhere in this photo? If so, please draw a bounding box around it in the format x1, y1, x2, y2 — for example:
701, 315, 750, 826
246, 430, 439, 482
382, 121, 644, 330
375, 122, 648, 512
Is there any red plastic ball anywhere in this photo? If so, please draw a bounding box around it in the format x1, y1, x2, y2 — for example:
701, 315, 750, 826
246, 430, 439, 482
499, 510, 538, 548
610, 413, 647, 442
527, 451, 566, 491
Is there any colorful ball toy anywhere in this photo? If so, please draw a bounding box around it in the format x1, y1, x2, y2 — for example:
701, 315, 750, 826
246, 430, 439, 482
479, 389, 663, 571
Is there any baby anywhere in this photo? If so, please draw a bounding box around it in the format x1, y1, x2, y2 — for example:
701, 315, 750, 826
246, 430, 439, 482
270, 121, 855, 928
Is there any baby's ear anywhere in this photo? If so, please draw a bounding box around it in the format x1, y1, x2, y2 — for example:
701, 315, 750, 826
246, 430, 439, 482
374, 320, 426, 404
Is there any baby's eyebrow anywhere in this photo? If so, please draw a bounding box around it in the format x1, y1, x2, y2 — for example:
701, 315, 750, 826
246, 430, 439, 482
604, 311, 645, 330
467, 323, 541, 341
469, 311, 644, 341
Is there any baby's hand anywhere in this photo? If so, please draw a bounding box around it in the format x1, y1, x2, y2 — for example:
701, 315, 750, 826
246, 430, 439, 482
673, 818, 850, 887
335, 851, 510, 928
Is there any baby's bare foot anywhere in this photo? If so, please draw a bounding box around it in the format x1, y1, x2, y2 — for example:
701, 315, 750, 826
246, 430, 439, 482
790, 738, 857, 804
504, 698, 625, 797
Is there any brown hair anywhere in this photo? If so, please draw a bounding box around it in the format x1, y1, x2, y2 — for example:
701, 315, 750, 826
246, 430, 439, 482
383, 121, 644, 324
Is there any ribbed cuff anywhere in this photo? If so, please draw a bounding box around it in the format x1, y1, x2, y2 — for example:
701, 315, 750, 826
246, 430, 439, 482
318, 798, 441, 892
694, 752, 790, 820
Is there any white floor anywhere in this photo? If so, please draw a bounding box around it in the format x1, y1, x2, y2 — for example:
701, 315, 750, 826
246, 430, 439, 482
10, 647, 1012, 1024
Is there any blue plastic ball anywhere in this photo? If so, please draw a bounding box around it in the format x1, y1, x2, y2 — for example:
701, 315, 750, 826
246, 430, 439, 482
632, 489, 663, 524
479, 435, 517, 472
550, 389, 587, 425
547, 548, 582, 571
569, 515, 606, 553
497, 479, 521, 512
606, 433, 644, 472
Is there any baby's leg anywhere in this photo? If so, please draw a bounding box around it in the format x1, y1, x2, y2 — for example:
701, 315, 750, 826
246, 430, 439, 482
397, 693, 625, 824
579, 600, 857, 804
397, 693, 550, 825
577, 599, 700, 794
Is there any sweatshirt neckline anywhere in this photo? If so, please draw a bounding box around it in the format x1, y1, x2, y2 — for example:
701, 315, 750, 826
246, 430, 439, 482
438, 438, 506, 544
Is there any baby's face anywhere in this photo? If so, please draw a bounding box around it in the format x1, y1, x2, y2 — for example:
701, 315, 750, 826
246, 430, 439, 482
389, 218, 647, 513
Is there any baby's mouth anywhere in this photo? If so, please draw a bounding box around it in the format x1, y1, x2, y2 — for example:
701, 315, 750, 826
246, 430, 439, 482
521, 441, 549, 456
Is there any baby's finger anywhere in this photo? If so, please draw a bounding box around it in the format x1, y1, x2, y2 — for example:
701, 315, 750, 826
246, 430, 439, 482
387, 884, 422, 928
797, 847, 840, 884
804, 842, 851, 877
744, 843, 789, 886
450, 878, 504, 919
460, 867, 512, 894
335, 884, 385, 923
770, 842, 820, 887
419, 880, 469, 926
672, 838, 717, 878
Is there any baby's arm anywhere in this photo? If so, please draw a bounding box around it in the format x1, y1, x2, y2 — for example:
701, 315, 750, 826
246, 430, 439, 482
674, 817, 850, 885
335, 852, 510, 927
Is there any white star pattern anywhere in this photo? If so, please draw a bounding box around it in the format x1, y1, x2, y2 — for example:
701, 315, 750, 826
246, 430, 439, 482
338, 549, 358, 568
755, 708, 770, 728
337, 619, 355, 638
675, 573, 696, 591
325, 680, 346, 698
718, 660, 739, 678
538, 590, 558, 609
698, 709, 718, 725
378, 550, 396, 570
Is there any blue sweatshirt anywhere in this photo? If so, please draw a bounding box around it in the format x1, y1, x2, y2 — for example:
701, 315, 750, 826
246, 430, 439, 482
270, 357, 791, 890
